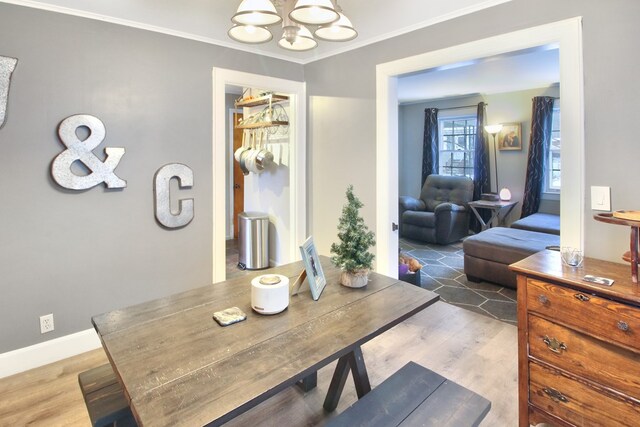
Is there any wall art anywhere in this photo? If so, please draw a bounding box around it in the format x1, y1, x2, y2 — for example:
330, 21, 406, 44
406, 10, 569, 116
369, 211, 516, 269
51, 114, 127, 190
154, 163, 194, 229
0, 56, 18, 129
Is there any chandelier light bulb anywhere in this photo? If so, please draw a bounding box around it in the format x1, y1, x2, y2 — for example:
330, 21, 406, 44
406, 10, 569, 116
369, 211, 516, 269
289, 0, 339, 25
232, 0, 282, 26
315, 12, 357, 41
228, 24, 273, 44
278, 24, 318, 51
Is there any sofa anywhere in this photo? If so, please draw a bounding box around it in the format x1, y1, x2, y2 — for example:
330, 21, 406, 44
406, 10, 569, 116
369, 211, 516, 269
399, 175, 474, 245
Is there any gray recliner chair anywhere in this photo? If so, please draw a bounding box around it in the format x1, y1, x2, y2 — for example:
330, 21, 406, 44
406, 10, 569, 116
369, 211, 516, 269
399, 175, 474, 244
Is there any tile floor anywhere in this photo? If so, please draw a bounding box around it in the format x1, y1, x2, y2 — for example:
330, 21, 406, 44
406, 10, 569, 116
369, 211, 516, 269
400, 237, 517, 325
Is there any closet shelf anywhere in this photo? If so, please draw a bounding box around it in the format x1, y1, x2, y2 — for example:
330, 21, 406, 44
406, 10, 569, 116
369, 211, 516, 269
235, 93, 289, 108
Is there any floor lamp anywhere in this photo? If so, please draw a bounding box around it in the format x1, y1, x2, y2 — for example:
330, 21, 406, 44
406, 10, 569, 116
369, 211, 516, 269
484, 124, 502, 198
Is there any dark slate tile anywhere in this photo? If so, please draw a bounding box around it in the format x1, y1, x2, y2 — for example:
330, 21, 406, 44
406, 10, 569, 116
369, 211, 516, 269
404, 249, 443, 261
420, 258, 446, 267
434, 286, 488, 306
474, 289, 513, 302
434, 278, 466, 289
419, 275, 443, 291
480, 299, 517, 323
423, 264, 460, 280
499, 287, 517, 302
461, 277, 507, 292
440, 256, 464, 269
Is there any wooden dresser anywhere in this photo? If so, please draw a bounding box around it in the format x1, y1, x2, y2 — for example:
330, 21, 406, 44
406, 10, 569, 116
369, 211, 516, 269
510, 250, 640, 427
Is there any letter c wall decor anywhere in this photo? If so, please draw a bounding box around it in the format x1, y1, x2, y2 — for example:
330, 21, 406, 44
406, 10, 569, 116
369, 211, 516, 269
154, 163, 194, 229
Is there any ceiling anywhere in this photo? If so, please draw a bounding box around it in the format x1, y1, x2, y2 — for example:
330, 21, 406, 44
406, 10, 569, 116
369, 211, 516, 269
6, 0, 556, 99
397, 47, 560, 103
2, 0, 511, 64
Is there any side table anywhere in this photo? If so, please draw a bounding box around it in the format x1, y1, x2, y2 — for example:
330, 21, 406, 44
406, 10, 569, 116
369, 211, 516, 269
469, 200, 518, 231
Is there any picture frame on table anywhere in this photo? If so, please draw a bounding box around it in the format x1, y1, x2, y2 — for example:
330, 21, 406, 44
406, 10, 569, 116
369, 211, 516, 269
498, 122, 522, 150
299, 236, 326, 301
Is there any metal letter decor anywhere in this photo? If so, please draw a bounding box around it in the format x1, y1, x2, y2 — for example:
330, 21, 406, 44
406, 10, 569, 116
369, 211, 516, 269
0, 56, 18, 129
51, 114, 126, 190
154, 163, 194, 229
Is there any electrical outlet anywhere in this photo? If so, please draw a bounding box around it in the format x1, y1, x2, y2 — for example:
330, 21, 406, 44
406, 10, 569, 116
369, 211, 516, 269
40, 313, 54, 334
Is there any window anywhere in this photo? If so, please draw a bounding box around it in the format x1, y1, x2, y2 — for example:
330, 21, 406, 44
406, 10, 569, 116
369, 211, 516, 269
438, 116, 476, 179
545, 101, 561, 193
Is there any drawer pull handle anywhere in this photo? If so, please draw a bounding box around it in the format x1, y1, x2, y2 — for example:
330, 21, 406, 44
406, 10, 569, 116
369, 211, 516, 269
543, 336, 567, 353
538, 294, 549, 305
617, 321, 630, 332
543, 387, 569, 403
574, 293, 590, 302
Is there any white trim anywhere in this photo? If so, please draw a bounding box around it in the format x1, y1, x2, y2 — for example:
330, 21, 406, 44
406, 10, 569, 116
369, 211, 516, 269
1, 0, 511, 65
377, 17, 585, 277
213, 69, 306, 283
0, 329, 101, 378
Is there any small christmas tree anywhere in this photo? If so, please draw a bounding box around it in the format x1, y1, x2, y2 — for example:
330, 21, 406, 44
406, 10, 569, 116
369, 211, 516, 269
331, 185, 376, 275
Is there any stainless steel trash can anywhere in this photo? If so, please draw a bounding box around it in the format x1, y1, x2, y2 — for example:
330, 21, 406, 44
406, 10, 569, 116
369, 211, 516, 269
238, 212, 269, 270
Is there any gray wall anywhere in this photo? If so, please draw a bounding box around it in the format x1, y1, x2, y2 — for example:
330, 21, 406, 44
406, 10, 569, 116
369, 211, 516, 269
305, 0, 639, 263
399, 86, 560, 223
2, 0, 639, 354
0, 3, 303, 353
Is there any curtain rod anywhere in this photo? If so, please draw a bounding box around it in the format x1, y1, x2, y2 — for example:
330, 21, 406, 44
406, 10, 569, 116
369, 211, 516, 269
430, 104, 487, 111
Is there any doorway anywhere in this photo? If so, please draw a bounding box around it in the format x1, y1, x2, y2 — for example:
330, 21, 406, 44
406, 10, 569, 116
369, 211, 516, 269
231, 110, 244, 239
213, 68, 307, 283
375, 18, 585, 277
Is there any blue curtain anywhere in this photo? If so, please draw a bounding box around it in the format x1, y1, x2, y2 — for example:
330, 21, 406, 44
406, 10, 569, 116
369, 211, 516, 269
473, 102, 489, 199
521, 96, 555, 218
421, 108, 439, 186
470, 102, 489, 232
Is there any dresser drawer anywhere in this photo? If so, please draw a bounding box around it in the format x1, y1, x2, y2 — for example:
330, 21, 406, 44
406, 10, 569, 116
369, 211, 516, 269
527, 278, 640, 352
529, 314, 640, 399
529, 361, 640, 426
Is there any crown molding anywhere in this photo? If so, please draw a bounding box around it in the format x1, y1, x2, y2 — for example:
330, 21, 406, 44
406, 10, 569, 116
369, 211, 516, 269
1, 0, 512, 65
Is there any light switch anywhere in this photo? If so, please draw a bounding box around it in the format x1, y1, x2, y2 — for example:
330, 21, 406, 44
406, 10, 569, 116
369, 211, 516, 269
591, 186, 611, 211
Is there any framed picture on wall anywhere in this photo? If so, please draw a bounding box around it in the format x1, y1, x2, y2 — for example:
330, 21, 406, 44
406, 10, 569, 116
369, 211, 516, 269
498, 123, 522, 151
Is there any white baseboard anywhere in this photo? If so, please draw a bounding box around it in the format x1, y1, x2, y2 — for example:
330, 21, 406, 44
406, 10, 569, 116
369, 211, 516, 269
0, 329, 101, 379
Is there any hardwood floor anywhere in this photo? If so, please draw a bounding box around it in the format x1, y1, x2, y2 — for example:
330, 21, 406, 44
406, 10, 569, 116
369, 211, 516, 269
0, 301, 517, 426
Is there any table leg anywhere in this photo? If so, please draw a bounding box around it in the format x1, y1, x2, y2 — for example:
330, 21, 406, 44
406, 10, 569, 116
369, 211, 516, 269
296, 372, 317, 392
470, 206, 489, 231
499, 204, 517, 227
323, 347, 371, 412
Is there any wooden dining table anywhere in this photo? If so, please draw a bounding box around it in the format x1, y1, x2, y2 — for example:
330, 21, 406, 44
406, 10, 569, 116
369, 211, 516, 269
92, 255, 440, 426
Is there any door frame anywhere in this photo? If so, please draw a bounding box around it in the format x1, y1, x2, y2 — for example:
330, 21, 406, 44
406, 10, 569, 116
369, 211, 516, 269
228, 108, 242, 240
213, 68, 307, 283
375, 18, 585, 277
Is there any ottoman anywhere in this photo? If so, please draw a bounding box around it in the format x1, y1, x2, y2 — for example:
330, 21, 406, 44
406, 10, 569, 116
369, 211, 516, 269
463, 227, 559, 288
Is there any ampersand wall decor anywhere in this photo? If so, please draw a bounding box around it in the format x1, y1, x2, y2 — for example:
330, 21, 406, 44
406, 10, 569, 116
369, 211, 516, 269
154, 163, 194, 229
51, 114, 127, 190
0, 56, 18, 130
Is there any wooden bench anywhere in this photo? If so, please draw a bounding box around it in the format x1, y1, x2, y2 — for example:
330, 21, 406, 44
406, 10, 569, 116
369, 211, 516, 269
327, 361, 491, 427
78, 364, 137, 427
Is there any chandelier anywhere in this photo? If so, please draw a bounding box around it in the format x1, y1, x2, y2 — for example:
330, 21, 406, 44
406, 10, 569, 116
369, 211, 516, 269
228, 0, 357, 52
